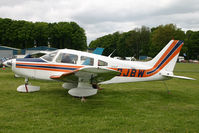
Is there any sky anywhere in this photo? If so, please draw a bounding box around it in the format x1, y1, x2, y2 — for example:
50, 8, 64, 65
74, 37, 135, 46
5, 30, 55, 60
0, 0, 199, 44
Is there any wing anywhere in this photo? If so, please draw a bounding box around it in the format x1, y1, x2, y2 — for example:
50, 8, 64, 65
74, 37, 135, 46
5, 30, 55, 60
50, 66, 120, 83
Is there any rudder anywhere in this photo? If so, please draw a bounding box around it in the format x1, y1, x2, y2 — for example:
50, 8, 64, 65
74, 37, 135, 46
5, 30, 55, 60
146, 40, 184, 74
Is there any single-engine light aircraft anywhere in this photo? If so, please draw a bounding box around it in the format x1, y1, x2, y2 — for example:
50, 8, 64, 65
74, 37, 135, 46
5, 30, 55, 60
6, 40, 195, 97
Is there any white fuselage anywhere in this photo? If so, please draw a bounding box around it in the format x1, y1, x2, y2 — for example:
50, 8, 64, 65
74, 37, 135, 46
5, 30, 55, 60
12, 48, 168, 84
9, 40, 189, 97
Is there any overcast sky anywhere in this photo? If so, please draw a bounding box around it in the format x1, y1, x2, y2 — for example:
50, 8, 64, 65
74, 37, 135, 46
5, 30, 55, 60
0, 0, 199, 44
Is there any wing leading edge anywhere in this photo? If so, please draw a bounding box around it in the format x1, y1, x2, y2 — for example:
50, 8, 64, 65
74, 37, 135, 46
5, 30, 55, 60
50, 66, 121, 83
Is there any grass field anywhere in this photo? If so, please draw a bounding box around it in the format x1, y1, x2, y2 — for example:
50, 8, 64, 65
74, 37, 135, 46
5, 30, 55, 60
0, 63, 199, 133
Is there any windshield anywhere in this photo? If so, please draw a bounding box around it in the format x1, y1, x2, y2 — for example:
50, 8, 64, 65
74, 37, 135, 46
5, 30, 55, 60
41, 51, 57, 62
30, 53, 46, 58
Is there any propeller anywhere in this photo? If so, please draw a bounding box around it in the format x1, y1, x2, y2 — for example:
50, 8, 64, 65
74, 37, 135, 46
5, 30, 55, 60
3, 59, 13, 67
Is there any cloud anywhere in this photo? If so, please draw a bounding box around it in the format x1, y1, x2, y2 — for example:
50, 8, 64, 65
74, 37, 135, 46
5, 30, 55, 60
0, 0, 198, 44
73, 0, 175, 24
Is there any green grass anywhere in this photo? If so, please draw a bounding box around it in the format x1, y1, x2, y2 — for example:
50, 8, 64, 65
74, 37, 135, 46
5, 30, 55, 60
0, 63, 199, 133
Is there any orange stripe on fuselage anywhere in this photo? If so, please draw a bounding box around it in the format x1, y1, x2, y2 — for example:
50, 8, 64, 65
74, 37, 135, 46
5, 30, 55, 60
16, 62, 83, 68
16, 62, 83, 73
16, 65, 74, 72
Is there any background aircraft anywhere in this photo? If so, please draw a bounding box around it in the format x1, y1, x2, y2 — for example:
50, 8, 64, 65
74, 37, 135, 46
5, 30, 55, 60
6, 40, 195, 98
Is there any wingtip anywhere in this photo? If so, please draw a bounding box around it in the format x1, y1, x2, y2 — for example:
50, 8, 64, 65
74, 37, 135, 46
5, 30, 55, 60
50, 75, 61, 79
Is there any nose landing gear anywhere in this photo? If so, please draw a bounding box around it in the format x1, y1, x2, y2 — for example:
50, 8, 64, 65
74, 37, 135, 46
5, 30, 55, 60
17, 78, 40, 93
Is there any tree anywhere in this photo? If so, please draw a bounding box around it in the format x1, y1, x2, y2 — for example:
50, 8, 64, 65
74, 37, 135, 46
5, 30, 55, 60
89, 26, 151, 59
17, 20, 35, 48
117, 31, 135, 58
70, 22, 87, 50
0, 18, 12, 46
33, 22, 49, 46
185, 31, 199, 59
0, 17, 87, 50
48, 22, 87, 50
89, 32, 120, 56
149, 24, 185, 57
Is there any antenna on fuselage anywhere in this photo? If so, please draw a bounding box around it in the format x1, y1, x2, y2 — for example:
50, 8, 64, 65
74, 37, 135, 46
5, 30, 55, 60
108, 49, 116, 57
162, 81, 170, 94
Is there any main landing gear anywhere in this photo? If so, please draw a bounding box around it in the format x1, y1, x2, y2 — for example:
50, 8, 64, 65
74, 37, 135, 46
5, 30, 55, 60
66, 77, 104, 102
78, 84, 103, 102
17, 78, 40, 93
68, 82, 98, 97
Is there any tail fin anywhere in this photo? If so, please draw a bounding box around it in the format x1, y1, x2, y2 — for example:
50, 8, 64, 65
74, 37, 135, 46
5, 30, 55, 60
147, 40, 184, 73
93, 48, 104, 55
144, 40, 195, 80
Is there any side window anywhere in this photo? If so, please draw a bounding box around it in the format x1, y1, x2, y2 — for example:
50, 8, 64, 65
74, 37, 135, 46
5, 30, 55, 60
41, 52, 57, 62
98, 60, 108, 66
56, 53, 78, 64
81, 56, 94, 66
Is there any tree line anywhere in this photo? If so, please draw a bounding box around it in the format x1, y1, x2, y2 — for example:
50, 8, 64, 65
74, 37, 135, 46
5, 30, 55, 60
0, 18, 87, 50
0, 18, 198, 59
89, 24, 199, 59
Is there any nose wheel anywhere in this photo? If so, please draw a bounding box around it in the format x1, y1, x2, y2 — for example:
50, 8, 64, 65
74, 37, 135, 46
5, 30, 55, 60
17, 78, 40, 93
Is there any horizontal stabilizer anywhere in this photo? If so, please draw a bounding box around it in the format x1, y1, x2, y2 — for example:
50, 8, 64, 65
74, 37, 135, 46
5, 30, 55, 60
162, 74, 196, 80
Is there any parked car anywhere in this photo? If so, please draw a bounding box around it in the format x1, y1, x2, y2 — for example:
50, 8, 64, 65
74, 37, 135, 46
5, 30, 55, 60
193, 60, 199, 63
178, 56, 185, 62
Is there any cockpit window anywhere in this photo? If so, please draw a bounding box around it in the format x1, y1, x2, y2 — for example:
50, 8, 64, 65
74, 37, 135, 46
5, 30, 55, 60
81, 56, 94, 66
30, 53, 46, 58
56, 53, 78, 64
41, 52, 57, 62
98, 60, 108, 66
